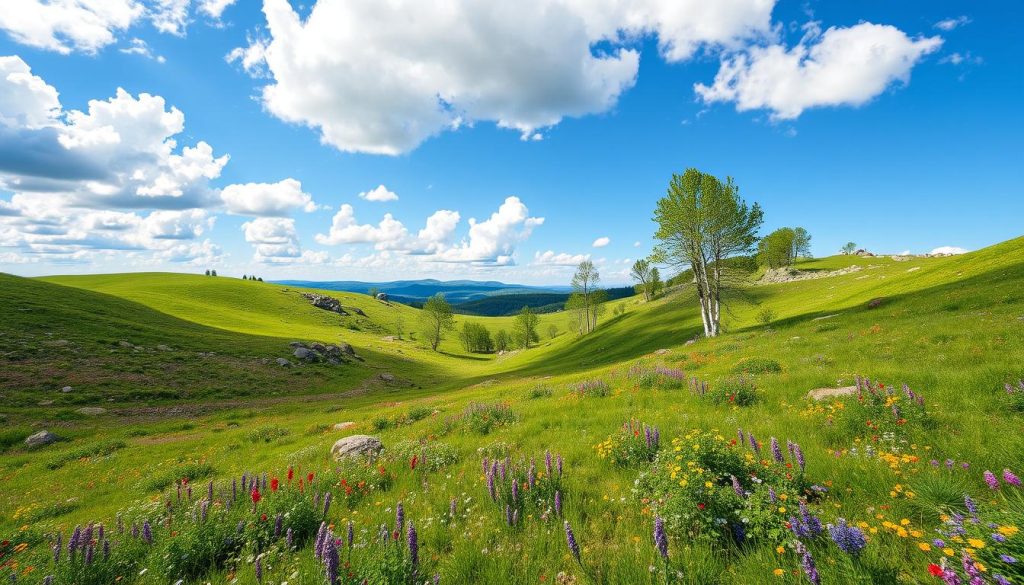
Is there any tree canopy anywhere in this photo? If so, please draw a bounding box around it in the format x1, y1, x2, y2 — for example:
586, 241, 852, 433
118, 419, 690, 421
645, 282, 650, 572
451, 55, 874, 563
419, 293, 455, 351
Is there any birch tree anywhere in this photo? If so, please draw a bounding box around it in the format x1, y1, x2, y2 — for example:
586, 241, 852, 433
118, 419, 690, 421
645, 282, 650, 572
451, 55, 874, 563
631, 259, 655, 301
651, 168, 762, 337
570, 260, 600, 334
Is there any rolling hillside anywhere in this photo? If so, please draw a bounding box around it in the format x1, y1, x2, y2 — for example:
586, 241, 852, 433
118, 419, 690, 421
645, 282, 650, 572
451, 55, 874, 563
1, 237, 1023, 584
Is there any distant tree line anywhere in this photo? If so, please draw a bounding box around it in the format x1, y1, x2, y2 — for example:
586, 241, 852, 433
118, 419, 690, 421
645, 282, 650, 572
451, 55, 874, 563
418, 294, 549, 353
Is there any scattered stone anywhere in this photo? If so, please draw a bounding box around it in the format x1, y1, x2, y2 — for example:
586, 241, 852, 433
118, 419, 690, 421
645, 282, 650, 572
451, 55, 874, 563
293, 347, 318, 362
375, 292, 389, 302
275, 358, 292, 367
289, 341, 308, 348
806, 386, 858, 401
338, 343, 356, 357
61, 386, 73, 393
759, 265, 863, 284
302, 293, 349, 315
118, 340, 133, 348
76, 407, 107, 416
655, 348, 670, 355
684, 339, 696, 346
332, 422, 357, 431
331, 435, 383, 461
38, 400, 53, 406
379, 372, 396, 382
350, 307, 367, 317
382, 336, 398, 342
156, 344, 172, 351
25, 430, 59, 448
891, 255, 911, 262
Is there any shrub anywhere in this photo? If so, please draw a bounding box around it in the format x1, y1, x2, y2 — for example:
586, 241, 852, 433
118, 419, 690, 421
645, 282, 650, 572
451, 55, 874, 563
440, 402, 518, 435
143, 462, 215, 492
756, 307, 776, 325
731, 357, 782, 375
628, 363, 686, 389
247, 426, 291, 443
406, 405, 433, 422
372, 416, 393, 431
333, 459, 395, 508
527, 385, 553, 399
706, 376, 758, 406
571, 379, 611, 397
387, 439, 459, 471
594, 420, 661, 467
47, 440, 127, 470
633, 428, 812, 546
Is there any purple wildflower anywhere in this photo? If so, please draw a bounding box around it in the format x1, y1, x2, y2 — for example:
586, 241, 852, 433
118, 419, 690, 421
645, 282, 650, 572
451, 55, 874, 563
512, 478, 520, 504
794, 444, 806, 471
323, 491, 332, 516
286, 527, 293, 549
408, 522, 419, 568
828, 518, 866, 556
142, 521, 153, 544
770, 437, 784, 464
737, 429, 746, 445
482, 457, 489, 475
557, 454, 563, 477
1000, 554, 1017, 564
731, 475, 744, 498
274, 513, 283, 538
564, 521, 581, 563
323, 539, 339, 585
208, 480, 214, 503
984, 470, 1000, 490
801, 548, 820, 585
1003, 468, 1021, 486
545, 450, 553, 478
255, 556, 263, 583
84, 543, 93, 565
554, 490, 562, 517
505, 505, 513, 526
396, 502, 405, 534
768, 487, 777, 504
52, 533, 61, 564
314, 521, 327, 559
347, 520, 354, 549
964, 495, 978, 515
102, 539, 109, 560
748, 432, 759, 453
653, 516, 668, 560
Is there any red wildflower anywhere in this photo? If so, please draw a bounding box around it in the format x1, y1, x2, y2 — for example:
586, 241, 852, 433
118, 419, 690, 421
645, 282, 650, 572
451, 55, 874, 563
287, 467, 294, 482
308, 472, 315, 483
270, 478, 279, 492
251, 487, 262, 504
411, 455, 418, 470
927, 564, 943, 577
261, 513, 267, 521
697, 503, 706, 510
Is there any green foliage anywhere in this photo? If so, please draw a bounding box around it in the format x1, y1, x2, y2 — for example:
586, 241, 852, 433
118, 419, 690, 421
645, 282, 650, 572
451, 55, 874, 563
459, 321, 494, 353
335, 459, 395, 508
247, 426, 291, 443
572, 378, 612, 397
756, 307, 776, 326
494, 329, 511, 352
758, 227, 797, 268
594, 420, 661, 467
513, 306, 539, 349
633, 429, 808, 546
627, 363, 686, 389
387, 439, 459, 471
841, 242, 857, 254
526, 385, 552, 399
47, 440, 127, 470
419, 293, 456, 351
143, 462, 216, 492
706, 376, 758, 406
440, 402, 518, 435
731, 357, 782, 375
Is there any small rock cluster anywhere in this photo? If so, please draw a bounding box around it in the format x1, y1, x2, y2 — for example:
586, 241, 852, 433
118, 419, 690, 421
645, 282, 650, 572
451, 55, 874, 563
278, 341, 360, 366
302, 293, 348, 315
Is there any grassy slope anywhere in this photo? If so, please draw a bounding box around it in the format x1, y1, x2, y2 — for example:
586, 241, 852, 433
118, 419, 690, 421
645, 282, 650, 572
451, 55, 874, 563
2, 238, 1023, 583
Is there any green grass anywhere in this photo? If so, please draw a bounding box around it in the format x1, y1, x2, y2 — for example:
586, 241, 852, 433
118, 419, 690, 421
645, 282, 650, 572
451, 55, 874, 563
1, 237, 1023, 584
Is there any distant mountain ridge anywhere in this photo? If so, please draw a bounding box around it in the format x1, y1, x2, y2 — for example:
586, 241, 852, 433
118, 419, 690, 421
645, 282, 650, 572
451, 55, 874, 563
273, 278, 572, 304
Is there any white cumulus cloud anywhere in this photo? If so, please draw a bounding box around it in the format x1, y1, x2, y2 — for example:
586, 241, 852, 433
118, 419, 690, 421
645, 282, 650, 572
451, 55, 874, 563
593, 236, 610, 248
533, 250, 590, 266
929, 246, 967, 255
230, 0, 777, 155
221, 178, 319, 216
695, 22, 942, 120
315, 204, 410, 249
358, 185, 399, 202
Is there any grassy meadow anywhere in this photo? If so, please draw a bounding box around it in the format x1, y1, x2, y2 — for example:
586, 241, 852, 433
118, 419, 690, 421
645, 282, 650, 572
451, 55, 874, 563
1, 237, 1023, 584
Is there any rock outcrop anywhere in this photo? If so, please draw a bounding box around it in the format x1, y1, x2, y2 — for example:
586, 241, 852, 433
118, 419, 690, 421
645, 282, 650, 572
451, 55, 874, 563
302, 293, 349, 315
331, 435, 383, 461
288, 341, 358, 364
25, 430, 59, 448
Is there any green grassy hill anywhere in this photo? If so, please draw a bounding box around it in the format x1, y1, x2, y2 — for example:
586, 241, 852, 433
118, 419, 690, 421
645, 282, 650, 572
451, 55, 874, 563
2, 237, 1023, 584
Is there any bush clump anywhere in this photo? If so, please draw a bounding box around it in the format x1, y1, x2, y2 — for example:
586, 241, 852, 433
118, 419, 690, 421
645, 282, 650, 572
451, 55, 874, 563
731, 357, 782, 375
706, 376, 758, 406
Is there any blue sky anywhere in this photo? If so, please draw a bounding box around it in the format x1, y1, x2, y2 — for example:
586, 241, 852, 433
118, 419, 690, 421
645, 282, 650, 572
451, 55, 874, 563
0, 0, 1021, 285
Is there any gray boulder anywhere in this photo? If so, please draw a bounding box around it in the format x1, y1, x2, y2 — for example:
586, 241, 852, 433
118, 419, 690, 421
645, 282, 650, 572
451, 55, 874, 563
331, 435, 383, 461
61, 386, 73, 393
275, 358, 292, 367
293, 347, 318, 362
25, 430, 59, 448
